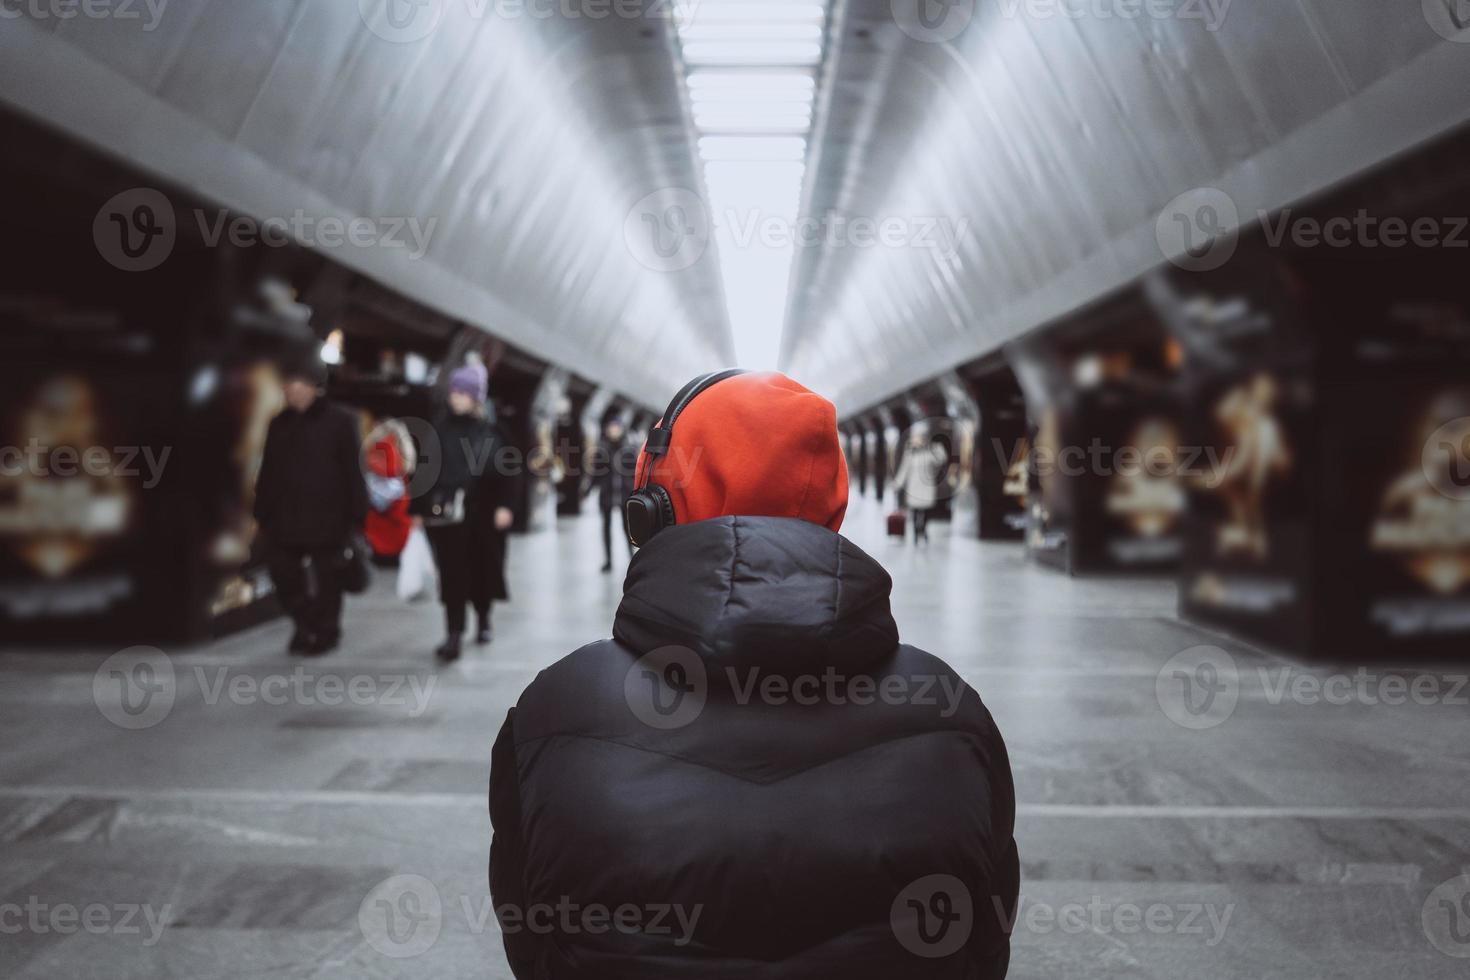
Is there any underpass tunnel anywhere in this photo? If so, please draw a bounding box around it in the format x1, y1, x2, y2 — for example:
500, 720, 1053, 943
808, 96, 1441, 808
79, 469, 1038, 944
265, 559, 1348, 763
3, 3, 1470, 979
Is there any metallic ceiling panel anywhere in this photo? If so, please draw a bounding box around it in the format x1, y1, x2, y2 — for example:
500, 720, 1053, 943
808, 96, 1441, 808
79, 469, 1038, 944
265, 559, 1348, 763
787, 1, 1470, 414
0, 2, 731, 402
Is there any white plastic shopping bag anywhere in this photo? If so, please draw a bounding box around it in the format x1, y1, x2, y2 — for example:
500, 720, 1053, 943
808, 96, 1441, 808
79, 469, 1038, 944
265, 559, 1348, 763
396, 526, 437, 602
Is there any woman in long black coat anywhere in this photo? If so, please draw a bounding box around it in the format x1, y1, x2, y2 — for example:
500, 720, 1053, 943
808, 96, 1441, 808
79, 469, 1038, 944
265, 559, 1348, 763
411, 364, 519, 662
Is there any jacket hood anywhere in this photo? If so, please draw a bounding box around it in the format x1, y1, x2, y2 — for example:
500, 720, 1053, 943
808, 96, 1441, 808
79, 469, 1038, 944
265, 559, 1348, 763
613, 516, 899, 673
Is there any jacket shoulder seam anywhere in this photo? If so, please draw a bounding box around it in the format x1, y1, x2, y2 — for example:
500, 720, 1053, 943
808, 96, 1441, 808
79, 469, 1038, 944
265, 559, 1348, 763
512, 727, 989, 786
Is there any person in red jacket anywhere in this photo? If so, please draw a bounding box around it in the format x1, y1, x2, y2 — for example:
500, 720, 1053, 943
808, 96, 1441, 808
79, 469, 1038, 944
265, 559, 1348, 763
363, 419, 415, 559
489, 371, 1018, 979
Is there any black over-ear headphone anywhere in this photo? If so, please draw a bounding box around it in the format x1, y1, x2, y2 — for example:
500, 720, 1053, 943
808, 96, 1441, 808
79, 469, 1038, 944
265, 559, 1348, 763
625, 369, 748, 547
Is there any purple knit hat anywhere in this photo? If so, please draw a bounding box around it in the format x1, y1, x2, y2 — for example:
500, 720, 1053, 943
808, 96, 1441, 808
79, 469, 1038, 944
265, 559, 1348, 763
449, 363, 488, 403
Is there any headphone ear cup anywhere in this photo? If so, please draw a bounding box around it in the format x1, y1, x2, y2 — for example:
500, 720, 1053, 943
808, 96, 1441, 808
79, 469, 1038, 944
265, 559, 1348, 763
625, 485, 676, 547
651, 483, 676, 530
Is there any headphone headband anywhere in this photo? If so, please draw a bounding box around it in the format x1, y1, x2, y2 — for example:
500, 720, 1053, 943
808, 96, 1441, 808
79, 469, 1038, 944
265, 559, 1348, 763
638, 368, 748, 484
627, 368, 748, 544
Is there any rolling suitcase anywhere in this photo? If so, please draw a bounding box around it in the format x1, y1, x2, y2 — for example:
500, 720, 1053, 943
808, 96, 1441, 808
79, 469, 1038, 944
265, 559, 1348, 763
887, 511, 907, 538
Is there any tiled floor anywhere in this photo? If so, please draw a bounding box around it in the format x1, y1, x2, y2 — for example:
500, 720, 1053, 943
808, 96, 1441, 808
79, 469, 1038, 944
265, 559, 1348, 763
2, 494, 1468, 978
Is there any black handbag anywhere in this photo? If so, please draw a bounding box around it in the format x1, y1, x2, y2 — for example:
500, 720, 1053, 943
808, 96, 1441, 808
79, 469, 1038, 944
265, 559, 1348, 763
337, 532, 373, 595
423, 487, 467, 527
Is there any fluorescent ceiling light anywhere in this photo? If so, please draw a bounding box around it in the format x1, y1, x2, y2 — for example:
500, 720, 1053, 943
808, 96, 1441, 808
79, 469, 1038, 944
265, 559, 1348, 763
704, 160, 806, 179
694, 105, 814, 123
687, 70, 815, 91
691, 91, 816, 109
679, 23, 823, 42
696, 121, 813, 136
680, 2, 826, 24
699, 136, 808, 162
683, 41, 823, 66
678, 4, 830, 371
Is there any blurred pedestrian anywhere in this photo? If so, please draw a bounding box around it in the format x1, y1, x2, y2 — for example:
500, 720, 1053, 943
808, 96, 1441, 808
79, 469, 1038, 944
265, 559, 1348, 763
489, 371, 1018, 979
590, 418, 638, 572
253, 353, 368, 656
363, 418, 416, 561
412, 363, 518, 663
892, 431, 949, 544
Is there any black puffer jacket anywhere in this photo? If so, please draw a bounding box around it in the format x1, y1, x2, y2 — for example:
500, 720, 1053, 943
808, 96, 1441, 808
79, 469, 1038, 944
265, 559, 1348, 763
490, 516, 1018, 979
253, 398, 368, 548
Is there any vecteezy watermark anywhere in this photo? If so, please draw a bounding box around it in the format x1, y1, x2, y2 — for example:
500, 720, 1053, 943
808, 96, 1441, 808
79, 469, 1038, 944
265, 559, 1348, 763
998, 894, 1235, 947
0, 898, 172, 947
624, 188, 713, 273
93, 647, 177, 731
93, 648, 439, 730
1424, 0, 1470, 43
1155, 645, 1240, 731
359, 875, 443, 959
93, 188, 176, 273
357, 0, 698, 43
727, 668, 970, 719
387, 421, 704, 500
722, 211, 971, 259
892, 875, 974, 958
357, 874, 705, 959
995, 0, 1232, 31
891, 0, 976, 43
192, 667, 438, 717
625, 646, 708, 730
192, 210, 438, 260
1253, 668, 1469, 709
0, 440, 171, 490
1157, 646, 1469, 730
1156, 187, 1241, 272
623, 649, 972, 731
991, 437, 1235, 484
1259, 210, 1470, 251
495, 898, 703, 948
1158, 187, 1470, 271
1422, 417, 1470, 501
1423, 874, 1470, 958
0, 0, 170, 31
623, 193, 973, 273
93, 189, 439, 272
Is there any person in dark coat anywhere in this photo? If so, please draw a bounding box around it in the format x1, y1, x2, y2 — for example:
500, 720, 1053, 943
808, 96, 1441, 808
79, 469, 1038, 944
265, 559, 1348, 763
489, 372, 1019, 980
590, 418, 638, 572
411, 363, 519, 662
253, 354, 368, 656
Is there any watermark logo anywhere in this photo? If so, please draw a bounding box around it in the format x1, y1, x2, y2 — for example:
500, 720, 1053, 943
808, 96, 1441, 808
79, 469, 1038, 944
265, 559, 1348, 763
359, 874, 444, 959
1422, 417, 1470, 501
1156, 187, 1239, 272
1256, 668, 1468, 709
0, 0, 171, 31
93, 647, 176, 730
1424, 0, 1470, 43
993, 0, 1232, 31
722, 210, 971, 259
0, 898, 172, 947
1000, 894, 1234, 946
95, 190, 438, 273
93, 188, 176, 273
1156, 645, 1239, 730
0, 440, 171, 489
892, 875, 973, 958
360, 0, 444, 42
726, 667, 968, 718
1423, 874, 1470, 958
1259, 210, 1469, 251
624, 645, 707, 730
625, 188, 711, 273
891, 0, 976, 43
194, 667, 438, 717
194, 209, 438, 259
